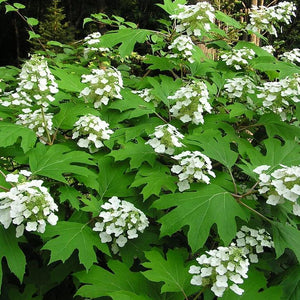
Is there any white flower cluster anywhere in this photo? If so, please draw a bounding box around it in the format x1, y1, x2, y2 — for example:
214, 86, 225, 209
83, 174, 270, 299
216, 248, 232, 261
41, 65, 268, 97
261, 45, 275, 54
235, 225, 274, 263
279, 48, 300, 64
16, 108, 54, 144
221, 48, 256, 70
189, 225, 274, 297
79, 67, 123, 108
254, 164, 300, 216
93, 196, 149, 254
0, 170, 58, 237
246, 1, 296, 37
0, 54, 58, 108
0, 55, 58, 143
171, 151, 215, 192
189, 245, 249, 297
83, 32, 110, 58
146, 124, 184, 155
168, 35, 195, 63
223, 76, 256, 99
168, 81, 212, 125
72, 114, 113, 153
132, 88, 158, 106
170, 2, 215, 37
257, 74, 300, 120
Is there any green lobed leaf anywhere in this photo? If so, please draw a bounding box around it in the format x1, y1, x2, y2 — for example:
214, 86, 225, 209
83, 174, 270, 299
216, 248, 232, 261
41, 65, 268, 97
0, 122, 37, 152
186, 129, 238, 169
153, 184, 248, 252
29, 143, 96, 183
0, 226, 26, 287
53, 102, 99, 130
272, 221, 300, 262
42, 221, 109, 270
142, 248, 197, 296
98, 28, 150, 57
258, 113, 300, 141
96, 154, 136, 198
109, 137, 156, 169
51, 67, 86, 93
240, 138, 300, 178
74, 260, 160, 299
58, 185, 81, 210
156, 0, 186, 15
144, 55, 178, 71
131, 163, 177, 200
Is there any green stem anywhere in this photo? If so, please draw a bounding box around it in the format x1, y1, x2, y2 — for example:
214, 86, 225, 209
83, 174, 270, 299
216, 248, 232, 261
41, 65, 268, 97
0, 185, 9, 191
193, 287, 206, 300
235, 197, 272, 223
40, 106, 52, 145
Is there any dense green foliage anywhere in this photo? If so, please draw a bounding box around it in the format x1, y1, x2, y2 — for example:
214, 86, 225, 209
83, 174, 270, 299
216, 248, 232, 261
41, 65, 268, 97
0, 0, 300, 299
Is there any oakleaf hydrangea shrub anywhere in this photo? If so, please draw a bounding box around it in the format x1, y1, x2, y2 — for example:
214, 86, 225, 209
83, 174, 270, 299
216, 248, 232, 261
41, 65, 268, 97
235, 226, 274, 263
168, 80, 212, 124
254, 164, 300, 215
132, 88, 158, 106
256, 74, 300, 120
16, 108, 54, 144
189, 245, 249, 297
246, 1, 296, 36
171, 150, 215, 191
168, 35, 195, 63
170, 1, 215, 36
0, 54, 58, 108
223, 76, 256, 100
0, 0, 300, 298
93, 196, 149, 254
72, 114, 113, 152
220, 47, 256, 70
83, 31, 110, 58
0, 171, 58, 237
279, 48, 300, 64
146, 124, 184, 155
189, 226, 274, 297
79, 67, 123, 108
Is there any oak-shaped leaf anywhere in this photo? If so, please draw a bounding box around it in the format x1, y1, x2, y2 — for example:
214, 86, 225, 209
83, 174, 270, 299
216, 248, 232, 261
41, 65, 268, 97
109, 137, 156, 169
29, 143, 96, 183
96, 154, 136, 198
0, 122, 36, 152
0, 226, 26, 288
74, 259, 160, 299
131, 163, 177, 200
152, 184, 248, 252
58, 185, 82, 210
240, 138, 300, 179
142, 248, 198, 296
97, 28, 150, 57
272, 221, 300, 263
42, 221, 110, 270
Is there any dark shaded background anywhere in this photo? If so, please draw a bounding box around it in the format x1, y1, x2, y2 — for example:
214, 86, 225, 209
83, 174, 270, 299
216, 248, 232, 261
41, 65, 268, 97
0, 0, 299, 67
0, 0, 164, 66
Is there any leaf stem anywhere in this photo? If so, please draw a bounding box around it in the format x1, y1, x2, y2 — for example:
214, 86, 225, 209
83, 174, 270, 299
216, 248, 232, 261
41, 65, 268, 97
235, 197, 272, 223
0, 185, 9, 191
193, 287, 206, 300
40, 106, 52, 145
